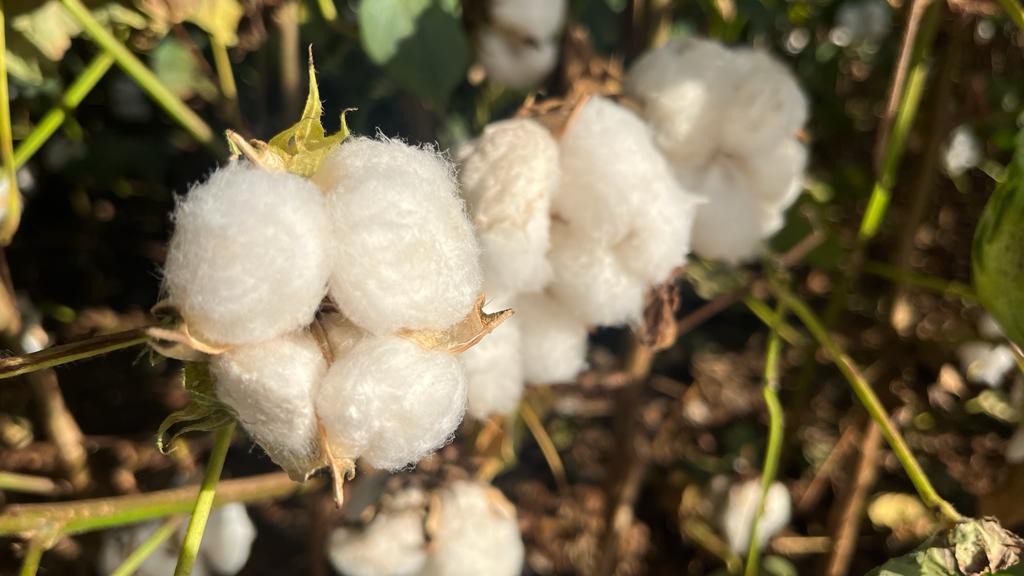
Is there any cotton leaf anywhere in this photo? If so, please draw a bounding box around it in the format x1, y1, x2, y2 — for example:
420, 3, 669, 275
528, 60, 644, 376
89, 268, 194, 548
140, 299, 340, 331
866, 517, 1024, 576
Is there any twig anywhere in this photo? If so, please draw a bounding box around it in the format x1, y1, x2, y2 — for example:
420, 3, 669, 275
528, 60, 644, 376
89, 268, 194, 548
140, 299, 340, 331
277, 1, 302, 118
174, 423, 235, 576
862, 261, 975, 301
111, 516, 184, 576
29, 369, 92, 491
58, 0, 215, 145
795, 425, 860, 513
0, 0, 23, 245
518, 401, 570, 495
824, 421, 882, 576
0, 472, 65, 496
0, 326, 151, 381
209, 36, 239, 121
17, 537, 46, 576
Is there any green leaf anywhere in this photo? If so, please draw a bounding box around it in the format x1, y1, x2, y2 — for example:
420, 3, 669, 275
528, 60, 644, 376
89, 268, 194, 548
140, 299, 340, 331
156, 362, 234, 453
357, 0, 468, 105
866, 518, 1024, 576
151, 36, 219, 101
973, 128, 1024, 349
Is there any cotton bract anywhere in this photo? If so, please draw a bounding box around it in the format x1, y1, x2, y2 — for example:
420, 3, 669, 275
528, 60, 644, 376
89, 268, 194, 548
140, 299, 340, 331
316, 335, 468, 470
424, 481, 525, 576
516, 292, 588, 384
312, 137, 482, 336
720, 478, 792, 554
212, 330, 326, 480
462, 314, 524, 419
329, 510, 428, 576
459, 118, 558, 294
163, 162, 331, 346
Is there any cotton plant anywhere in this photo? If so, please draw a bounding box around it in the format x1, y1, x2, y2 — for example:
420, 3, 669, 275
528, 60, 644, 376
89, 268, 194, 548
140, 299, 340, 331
328, 480, 524, 576
97, 503, 256, 576
626, 37, 810, 264
474, 0, 568, 90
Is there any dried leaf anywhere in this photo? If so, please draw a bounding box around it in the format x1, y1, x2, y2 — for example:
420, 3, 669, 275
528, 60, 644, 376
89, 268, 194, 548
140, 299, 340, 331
867, 517, 1024, 576
636, 281, 681, 351
399, 295, 514, 354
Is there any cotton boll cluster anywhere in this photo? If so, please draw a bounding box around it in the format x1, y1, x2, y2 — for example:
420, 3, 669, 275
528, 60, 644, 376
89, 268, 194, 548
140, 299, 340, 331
98, 503, 256, 576
476, 0, 567, 90
719, 478, 792, 554
627, 38, 810, 263
329, 481, 524, 576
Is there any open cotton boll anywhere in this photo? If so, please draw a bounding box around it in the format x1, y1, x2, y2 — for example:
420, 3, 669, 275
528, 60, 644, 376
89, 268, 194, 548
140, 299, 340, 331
744, 137, 808, 209
720, 478, 792, 554
312, 137, 482, 336
957, 341, 1016, 387
548, 223, 647, 326
459, 118, 558, 294
329, 510, 428, 576
163, 162, 331, 346
424, 481, 525, 576
320, 313, 366, 359
199, 503, 257, 575
491, 0, 567, 41
211, 330, 326, 479
316, 335, 467, 470
719, 49, 808, 156
477, 27, 560, 91
625, 38, 737, 166
462, 314, 524, 419
516, 292, 588, 384
943, 125, 982, 177
681, 159, 772, 264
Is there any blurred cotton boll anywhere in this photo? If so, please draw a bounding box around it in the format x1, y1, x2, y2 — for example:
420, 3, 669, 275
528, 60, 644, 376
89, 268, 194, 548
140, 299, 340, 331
490, 0, 567, 42
211, 330, 326, 480
943, 125, 982, 177
957, 341, 1016, 387
458, 118, 558, 294
516, 292, 588, 384
329, 509, 428, 576
312, 137, 482, 336
720, 478, 792, 554
719, 49, 808, 157
163, 163, 331, 346
423, 481, 525, 576
316, 335, 468, 470
477, 27, 560, 90
198, 503, 257, 575
462, 314, 525, 419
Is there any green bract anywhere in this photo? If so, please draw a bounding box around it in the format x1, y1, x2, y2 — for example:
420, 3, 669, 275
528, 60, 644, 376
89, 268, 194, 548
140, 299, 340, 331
973, 129, 1024, 349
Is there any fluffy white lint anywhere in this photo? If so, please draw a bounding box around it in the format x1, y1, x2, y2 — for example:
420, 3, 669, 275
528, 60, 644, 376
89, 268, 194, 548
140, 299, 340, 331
328, 510, 428, 576
720, 478, 792, 554
462, 312, 524, 419
516, 292, 588, 384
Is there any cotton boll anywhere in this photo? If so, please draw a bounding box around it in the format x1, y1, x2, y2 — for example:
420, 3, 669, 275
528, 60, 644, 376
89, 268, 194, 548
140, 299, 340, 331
329, 510, 428, 576
164, 162, 331, 346
211, 330, 326, 479
1008, 425, 1024, 464
548, 223, 647, 326
720, 479, 792, 554
462, 314, 524, 419
943, 125, 982, 177
98, 521, 202, 576
424, 481, 525, 576
312, 137, 482, 336
201, 503, 256, 575
316, 335, 467, 470
719, 50, 808, 156
459, 118, 558, 294
743, 137, 808, 209
491, 0, 567, 41
625, 38, 738, 166
477, 27, 559, 91
516, 292, 588, 384
679, 159, 768, 264
957, 341, 1016, 387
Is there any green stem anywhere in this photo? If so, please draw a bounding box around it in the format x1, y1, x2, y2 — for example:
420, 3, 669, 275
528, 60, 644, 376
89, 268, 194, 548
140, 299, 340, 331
0, 472, 64, 496
58, 0, 215, 145
772, 282, 962, 523
316, 0, 339, 22
744, 304, 788, 576
174, 423, 235, 576
743, 296, 804, 346
209, 36, 238, 104
0, 326, 151, 381
110, 516, 184, 576
0, 0, 23, 245
997, 0, 1024, 32
0, 471, 306, 537
861, 261, 976, 301
18, 538, 45, 576
12, 52, 116, 169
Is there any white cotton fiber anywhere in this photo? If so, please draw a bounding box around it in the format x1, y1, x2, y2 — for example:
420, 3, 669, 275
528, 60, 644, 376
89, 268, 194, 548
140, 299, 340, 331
316, 335, 468, 470
943, 125, 982, 177
328, 510, 428, 576
548, 223, 648, 326
625, 38, 738, 166
744, 138, 808, 209
718, 49, 808, 156
477, 27, 560, 91
321, 313, 366, 359
163, 162, 331, 346
461, 313, 524, 419
720, 478, 792, 554
458, 118, 558, 294
312, 137, 482, 336
491, 0, 567, 41
200, 503, 257, 575
97, 521, 204, 576
515, 292, 588, 384
957, 341, 1017, 388
211, 330, 326, 480
423, 481, 525, 576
